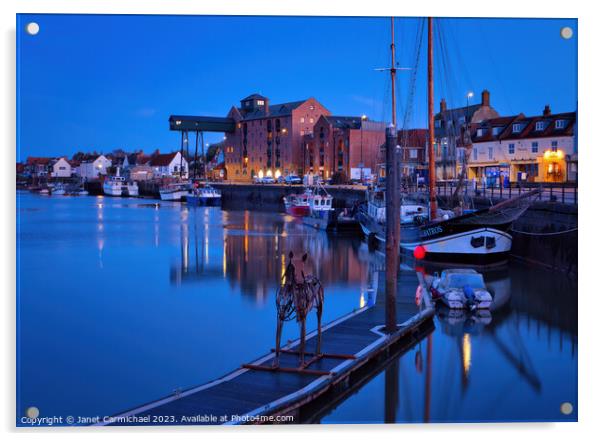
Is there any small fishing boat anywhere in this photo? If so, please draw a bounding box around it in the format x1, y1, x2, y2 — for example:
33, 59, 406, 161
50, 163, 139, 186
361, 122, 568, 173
159, 182, 190, 201
52, 184, 66, 195
302, 188, 334, 230
430, 269, 493, 310
283, 190, 311, 216
186, 183, 221, 206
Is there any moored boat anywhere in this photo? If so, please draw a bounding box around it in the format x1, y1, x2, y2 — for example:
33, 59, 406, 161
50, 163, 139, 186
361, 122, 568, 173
429, 268, 493, 310
185, 183, 221, 206
283, 191, 310, 216
159, 182, 190, 201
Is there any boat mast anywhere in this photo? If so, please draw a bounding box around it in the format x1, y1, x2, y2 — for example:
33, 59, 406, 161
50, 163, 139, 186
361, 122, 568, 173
427, 17, 437, 221
385, 16, 400, 333
390, 16, 397, 128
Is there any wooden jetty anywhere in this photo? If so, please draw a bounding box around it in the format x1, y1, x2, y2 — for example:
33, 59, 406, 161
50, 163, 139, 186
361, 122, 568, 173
99, 272, 434, 426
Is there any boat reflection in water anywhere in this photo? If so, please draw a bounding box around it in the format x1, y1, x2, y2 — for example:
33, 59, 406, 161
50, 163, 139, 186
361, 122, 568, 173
320, 261, 577, 424
169, 207, 372, 308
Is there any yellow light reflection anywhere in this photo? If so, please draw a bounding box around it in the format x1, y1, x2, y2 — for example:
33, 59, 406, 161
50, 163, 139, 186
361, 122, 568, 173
462, 333, 472, 376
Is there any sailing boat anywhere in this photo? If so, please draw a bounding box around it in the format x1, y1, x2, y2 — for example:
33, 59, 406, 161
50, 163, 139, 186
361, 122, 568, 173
358, 17, 538, 262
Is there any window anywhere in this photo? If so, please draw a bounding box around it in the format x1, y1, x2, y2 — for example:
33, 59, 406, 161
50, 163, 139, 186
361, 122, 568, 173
309, 118, 314, 123
555, 120, 566, 129
435, 120, 442, 128
458, 116, 465, 124
532, 141, 539, 153
309, 105, 315, 110
551, 140, 558, 152
488, 147, 493, 160
493, 127, 502, 136
508, 143, 515, 154
410, 149, 418, 159
257, 100, 265, 106
300, 117, 305, 123
535, 121, 545, 131
473, 148, 478, 161
512, 123, 522, 133
477, 128, 483, 137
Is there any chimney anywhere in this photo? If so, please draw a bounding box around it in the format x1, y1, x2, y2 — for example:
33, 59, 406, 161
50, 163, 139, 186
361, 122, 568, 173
440, 98, 447, 113
543, 105, 551, 116
481, 89, 490, 107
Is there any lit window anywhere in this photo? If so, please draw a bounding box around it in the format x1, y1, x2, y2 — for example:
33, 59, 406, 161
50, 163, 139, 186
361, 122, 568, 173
555, 120, 566, 129
257, 100, 265, 106
175, 120, 182, 126
309, 118, 314, 123
532, 142, 539, 153
300, 117, 305, 123
508, 143, 515, 154
309, 105, 315, 110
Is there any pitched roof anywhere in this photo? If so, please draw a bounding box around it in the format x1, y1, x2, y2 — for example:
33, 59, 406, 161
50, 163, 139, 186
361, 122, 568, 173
240, 100, 306, 121
398, 129, 428, 147
26, 157, 52, 165
325, 115, 363, 129
149, 152, 179, 166
242, 93, 268, 101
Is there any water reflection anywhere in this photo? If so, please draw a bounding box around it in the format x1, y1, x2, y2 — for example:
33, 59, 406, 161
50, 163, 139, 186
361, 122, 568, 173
321, 260, 577, 423
170, 208, 371, 305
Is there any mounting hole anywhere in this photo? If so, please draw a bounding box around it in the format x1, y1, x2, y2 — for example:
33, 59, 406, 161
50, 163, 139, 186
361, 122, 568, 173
26, 406, 39, 418
560, 27, 573, 40
560, 402, 573, 415
25, 22, 40, 36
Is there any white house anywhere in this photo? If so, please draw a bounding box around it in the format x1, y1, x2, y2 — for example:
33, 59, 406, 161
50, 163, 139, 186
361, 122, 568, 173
149, 152, 188, 178
78, 155, 112, 180
50, 157, 72, 178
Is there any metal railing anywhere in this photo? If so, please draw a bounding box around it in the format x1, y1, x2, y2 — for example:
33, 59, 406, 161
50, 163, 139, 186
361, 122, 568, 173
404, 180, 578, 205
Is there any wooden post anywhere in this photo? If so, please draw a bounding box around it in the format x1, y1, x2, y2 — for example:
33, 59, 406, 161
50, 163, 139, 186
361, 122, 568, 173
385, 125, 399, 333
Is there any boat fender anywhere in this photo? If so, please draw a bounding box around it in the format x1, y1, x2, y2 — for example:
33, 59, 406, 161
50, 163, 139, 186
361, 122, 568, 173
463, 285, 477, 311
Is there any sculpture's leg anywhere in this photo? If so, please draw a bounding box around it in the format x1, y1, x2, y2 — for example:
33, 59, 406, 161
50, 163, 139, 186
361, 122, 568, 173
299, 318, 306, 367
316, 301, 323, 355
273, 317, 283, 368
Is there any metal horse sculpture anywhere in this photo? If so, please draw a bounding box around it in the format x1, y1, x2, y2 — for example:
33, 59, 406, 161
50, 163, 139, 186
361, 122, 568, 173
274, 251, 324, 368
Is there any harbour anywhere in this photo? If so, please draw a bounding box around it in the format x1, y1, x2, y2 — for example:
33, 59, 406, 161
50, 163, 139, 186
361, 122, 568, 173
15, 12, 579, 428
17, 191, 577, 424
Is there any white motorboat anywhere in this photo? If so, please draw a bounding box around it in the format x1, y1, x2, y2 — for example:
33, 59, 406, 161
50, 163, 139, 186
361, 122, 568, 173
103, 168, 138, 197
159, 182, 190, 201
103, 175, 127, 196
429, 269, 493, 310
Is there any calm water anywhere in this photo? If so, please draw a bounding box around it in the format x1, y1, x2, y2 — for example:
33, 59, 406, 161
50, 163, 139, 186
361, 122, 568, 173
16, 191, 577, 424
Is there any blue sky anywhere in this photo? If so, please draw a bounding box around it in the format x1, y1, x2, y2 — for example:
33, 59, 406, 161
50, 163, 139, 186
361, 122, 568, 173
16, 14, 577, 159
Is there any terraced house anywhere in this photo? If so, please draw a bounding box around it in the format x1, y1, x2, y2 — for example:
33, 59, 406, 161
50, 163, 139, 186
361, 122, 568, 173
468, 106, 577, 184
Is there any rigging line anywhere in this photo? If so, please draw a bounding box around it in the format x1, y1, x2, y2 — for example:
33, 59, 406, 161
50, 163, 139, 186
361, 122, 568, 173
401, 18, 425, 138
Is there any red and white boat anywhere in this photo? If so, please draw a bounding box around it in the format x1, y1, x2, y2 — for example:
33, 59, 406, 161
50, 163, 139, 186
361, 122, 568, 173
283, 191, 311, 217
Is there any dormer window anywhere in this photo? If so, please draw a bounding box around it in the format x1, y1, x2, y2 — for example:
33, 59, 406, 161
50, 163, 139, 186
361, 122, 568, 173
512, 123, 522, 133
257, 100, 265, 106
477, 128, 484, 137
535, 121, 545, 131
492, 127, 502, 136
555, 119, 566, 129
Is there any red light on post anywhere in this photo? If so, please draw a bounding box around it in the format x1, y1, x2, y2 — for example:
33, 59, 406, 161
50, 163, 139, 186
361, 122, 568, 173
414, 245, 426, 260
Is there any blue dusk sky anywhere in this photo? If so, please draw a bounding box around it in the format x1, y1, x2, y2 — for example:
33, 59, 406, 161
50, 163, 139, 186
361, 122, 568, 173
16, 14, 577, 159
